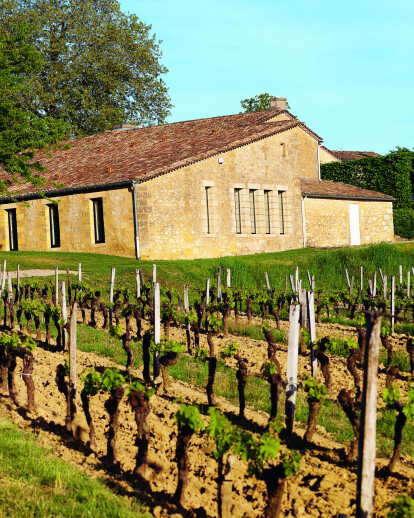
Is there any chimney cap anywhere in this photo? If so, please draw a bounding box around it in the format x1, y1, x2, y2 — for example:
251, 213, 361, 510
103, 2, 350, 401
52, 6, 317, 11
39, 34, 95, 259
269, 97, 287, 110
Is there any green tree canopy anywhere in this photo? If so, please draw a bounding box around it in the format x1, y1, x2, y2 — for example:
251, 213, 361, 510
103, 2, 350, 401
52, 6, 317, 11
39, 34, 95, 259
0, 22, 69, 196
240, 92, 290, 113
321, 147, 414, 209
0, 0, 172, 136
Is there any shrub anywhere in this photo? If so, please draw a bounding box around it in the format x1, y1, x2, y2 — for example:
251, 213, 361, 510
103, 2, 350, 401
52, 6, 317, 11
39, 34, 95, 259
393, 208, 414, 239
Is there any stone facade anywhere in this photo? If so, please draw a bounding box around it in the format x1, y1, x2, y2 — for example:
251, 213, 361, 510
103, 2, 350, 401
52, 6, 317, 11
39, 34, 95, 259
303, 197, 394, 248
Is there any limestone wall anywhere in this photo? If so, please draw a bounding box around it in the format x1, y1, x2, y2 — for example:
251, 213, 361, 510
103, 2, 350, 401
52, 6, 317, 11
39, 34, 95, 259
303, 197, 394, 248
0, 187, 136, 256
137, 126, 320, 259
319, 147, 340, 165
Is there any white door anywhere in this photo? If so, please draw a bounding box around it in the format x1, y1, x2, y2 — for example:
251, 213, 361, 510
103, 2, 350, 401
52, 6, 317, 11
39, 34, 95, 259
349, 204, 361, 246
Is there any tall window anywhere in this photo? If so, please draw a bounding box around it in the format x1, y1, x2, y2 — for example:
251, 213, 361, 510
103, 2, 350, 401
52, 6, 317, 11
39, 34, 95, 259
234, 189, 242, 234
278, 191, 285, 235
249, 189, 256, 234
205, 187, 211, 234
92, 198, 105, 243
48, 204, 61, 248
6, 209, 18, 251
264, 190, 271, 234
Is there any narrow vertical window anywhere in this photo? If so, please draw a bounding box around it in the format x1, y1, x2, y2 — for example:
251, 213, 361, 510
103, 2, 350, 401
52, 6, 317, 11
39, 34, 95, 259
249, 189, 256, 234
205, 187, 211, 234
264, 190, 271, 234
234, 189, 241, 234
278, 191, 285, 235
92, 198, 105, 243
6, 209, 18, 251
48, 204, 61, 248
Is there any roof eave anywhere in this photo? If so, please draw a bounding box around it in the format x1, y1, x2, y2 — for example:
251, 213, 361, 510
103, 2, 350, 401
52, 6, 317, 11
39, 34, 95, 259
302, 193, 395, 202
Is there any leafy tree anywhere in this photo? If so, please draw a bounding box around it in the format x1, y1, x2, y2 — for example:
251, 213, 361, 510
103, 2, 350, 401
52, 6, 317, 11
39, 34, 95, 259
240, 92, 290, 113
0, 22, 69, 196
1, 0, 172, 136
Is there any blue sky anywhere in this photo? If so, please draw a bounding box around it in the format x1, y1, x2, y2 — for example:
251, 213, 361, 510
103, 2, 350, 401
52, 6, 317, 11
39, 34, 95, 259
120, 0, 413, 154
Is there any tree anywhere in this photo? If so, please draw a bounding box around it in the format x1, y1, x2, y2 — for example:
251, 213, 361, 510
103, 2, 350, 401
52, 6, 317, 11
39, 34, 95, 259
240, 92, 290, 113
0, 22, 69, 197
0, 0, 172, 136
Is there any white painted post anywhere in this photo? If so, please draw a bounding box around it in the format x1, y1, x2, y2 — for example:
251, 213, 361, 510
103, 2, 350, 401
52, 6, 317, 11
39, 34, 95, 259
184, 285, 189, 312
383, 276, 388, 300
356, 312, 381, 518
399, 264, 403, 285
206, 278, 210, 306
154, 282, 160, 344
217, 267, 222, 302
78, 263, 82, 283
152, 264, 157, 283
226, 268, 231, 289
285, 304, 300, 434
373, 272, 377, 298
345, 269, 351, 290
391, 276, 395, 334
379, 268, 384, 285
265, 272, 271, 294
307, 291, 317, 377
408, 271, 411, 299
55, 267, 59, 306
136, 269, 141, 299
69, 302, 77, 391
61, 282, 68, 350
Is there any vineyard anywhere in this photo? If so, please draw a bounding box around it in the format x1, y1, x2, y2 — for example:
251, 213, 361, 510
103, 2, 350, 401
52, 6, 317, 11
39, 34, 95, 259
1, 257, 414, 518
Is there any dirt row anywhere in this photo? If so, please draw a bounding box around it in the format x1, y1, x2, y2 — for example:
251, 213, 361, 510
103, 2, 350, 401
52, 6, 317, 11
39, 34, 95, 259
1, 310, 413, 517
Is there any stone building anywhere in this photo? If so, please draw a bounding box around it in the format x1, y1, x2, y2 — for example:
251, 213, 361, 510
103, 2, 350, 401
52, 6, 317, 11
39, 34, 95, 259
0, 98, 394, 259
319, 146, 382, 165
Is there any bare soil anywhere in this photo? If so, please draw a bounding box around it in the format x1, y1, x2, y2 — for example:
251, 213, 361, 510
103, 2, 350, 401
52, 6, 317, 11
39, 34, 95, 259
1, 311, 413, 517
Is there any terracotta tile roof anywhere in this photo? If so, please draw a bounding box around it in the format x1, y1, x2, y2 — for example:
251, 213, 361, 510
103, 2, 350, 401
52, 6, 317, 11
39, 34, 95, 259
301, 178, 395, 201
1, 108, 322, 200
329, 150, 382, 161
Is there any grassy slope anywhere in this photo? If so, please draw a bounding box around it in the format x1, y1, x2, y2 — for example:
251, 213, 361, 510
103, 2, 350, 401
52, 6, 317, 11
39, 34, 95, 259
0, 418, 148, 518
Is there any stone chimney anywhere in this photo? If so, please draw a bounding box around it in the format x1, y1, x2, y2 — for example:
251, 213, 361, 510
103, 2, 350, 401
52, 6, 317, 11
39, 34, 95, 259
269, 97, 287, 110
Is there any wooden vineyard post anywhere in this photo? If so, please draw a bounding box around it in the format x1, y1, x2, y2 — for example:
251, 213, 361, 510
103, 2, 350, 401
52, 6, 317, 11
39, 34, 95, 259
184, 285, 189, 312
61, 282, 68, 351
408, 271, 411, 299
7, 272, 12, 303
226, 268, 231, 289
136, 269, 141, 299
16, 264, 20, 298
154, 282, 160, 344
139, 269, 145, 288
360, 266, 363, 295
379, 268, 384, 285
307, 291, 317, 377
206, 278, 210, 306
78, 263, 82, 283
109, 267, 115, 325
67, 301, 78, 432
289, 275, 296, 299
1, 259, 6, 295
356, 312, 381, 518
217, 267, 222, 302
184, 285, 191, 353
311, 275, 315, 292
391, 276, 395, 334
307, 269, 312, 290
399, 264, 403, 285
301, 288, 308, 328
55, 267, 59, 306
350, 276, 354, 297
373, 272, 377, 298
265, 272, 271, 294
285, 304, 300, 435
383, 276, 388, 300
295, 266, 299, 292
153, 264, 157, 283
345, 269, 351, 292
367, 280, 373, 298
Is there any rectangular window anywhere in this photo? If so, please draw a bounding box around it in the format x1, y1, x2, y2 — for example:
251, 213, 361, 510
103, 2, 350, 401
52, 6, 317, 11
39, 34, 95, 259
249, 189, 256, 234
278, 191, 285, 235
48, 204, 61, 248
205, 187, 211, 234
234, 189, 241, 234
92, 198, 105, 243
6, 209, 18, 251
264, 190, 271, 234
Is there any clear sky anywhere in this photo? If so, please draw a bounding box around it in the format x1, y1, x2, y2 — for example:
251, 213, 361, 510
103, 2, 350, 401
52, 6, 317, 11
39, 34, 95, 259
120, 0, 413, 155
